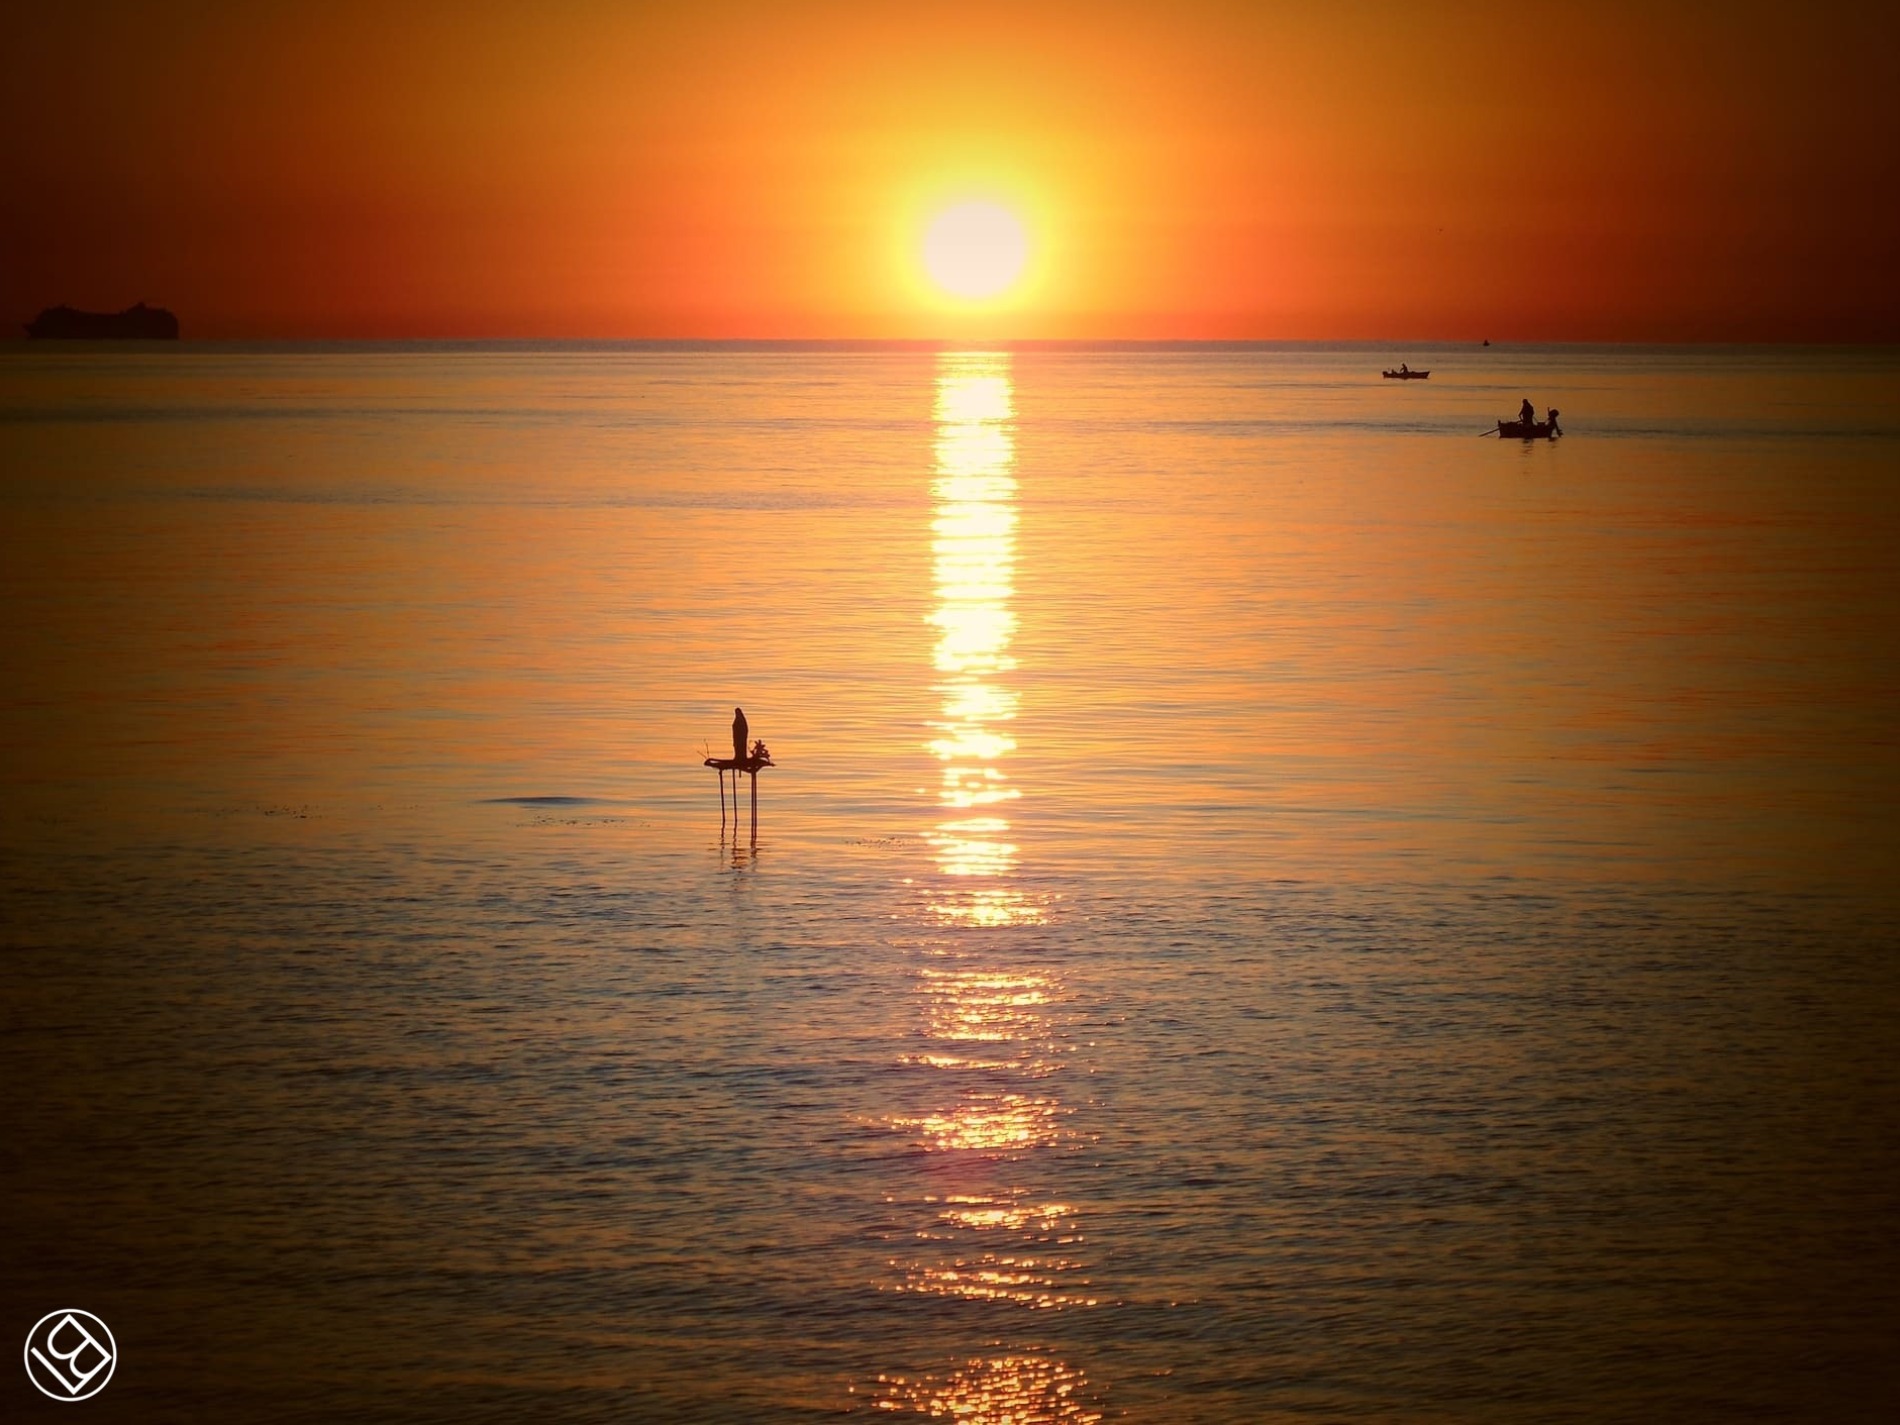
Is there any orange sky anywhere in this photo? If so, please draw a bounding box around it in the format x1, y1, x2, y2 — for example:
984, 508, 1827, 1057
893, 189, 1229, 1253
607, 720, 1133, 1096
6, 0, 1896, 339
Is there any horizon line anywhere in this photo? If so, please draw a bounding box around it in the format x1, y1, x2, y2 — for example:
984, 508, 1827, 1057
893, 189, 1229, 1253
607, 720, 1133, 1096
7, 335, 1899, 351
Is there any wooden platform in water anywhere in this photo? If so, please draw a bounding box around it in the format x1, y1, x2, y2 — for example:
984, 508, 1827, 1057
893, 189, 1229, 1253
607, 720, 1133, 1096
704, 755, 774, 774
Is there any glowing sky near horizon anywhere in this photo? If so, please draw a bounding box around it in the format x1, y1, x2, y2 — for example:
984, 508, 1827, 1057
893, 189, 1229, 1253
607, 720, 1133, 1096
4, 0, 1896, 339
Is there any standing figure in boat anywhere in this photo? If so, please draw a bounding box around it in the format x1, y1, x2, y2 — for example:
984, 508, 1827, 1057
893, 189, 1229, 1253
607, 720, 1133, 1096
732, 706, 749, 764
1495, 402, 1562, 439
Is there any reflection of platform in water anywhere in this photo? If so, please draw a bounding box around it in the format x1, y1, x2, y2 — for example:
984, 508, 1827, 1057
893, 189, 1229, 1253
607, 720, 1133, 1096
703, 752, 774, 842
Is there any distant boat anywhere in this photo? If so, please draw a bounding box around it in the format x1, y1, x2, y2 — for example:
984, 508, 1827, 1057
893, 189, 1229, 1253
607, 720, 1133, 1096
1382, 367, 1430, 379
1496, 418, 1561, 440
24, 303, 179, 339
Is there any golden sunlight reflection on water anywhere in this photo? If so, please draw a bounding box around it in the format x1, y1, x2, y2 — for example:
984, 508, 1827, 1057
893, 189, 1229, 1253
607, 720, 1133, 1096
887, 1187, 1098, 1310
925, 354, 1041, 929
862, 1353, 1104, 1423
10, 349, 1897, 1421
856, 355, 1104, 1419
888, 962, 1070, 1158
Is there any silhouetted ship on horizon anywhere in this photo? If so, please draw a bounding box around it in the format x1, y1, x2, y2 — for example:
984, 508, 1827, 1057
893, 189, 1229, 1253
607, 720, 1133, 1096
24, 303, 179, 340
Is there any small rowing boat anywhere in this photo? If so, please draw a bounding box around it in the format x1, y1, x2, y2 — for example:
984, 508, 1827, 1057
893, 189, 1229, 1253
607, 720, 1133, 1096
1496, 418, 1561, 440
1382, 367, 1429, 379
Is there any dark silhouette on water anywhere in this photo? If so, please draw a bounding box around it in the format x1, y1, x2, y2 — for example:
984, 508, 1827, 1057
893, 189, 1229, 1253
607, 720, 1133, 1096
1484, 396, 1564, 440
25, 302, 179, 339
1494, 410, 1563, 440
1382, 362, 1430, 378
706, 708, 775, 843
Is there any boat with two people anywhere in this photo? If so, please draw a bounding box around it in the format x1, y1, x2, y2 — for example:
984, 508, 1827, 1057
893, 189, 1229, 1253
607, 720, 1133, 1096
1382, 362, 1429, 379
1495, 397, 1562, 440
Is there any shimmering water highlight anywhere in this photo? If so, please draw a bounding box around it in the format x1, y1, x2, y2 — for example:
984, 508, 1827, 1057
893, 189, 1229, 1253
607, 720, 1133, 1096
2, 343, 1896, 1423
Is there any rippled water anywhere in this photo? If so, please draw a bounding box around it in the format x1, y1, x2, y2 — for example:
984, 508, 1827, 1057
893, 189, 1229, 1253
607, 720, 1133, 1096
3, 344, 1896, 1422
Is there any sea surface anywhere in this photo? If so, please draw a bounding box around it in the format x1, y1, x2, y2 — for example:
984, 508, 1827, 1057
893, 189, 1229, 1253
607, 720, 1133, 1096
2, 343, 1896, 1422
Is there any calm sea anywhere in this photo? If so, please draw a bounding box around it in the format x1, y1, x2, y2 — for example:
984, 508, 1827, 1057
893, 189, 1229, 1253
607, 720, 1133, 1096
3, 343, 1896, 1422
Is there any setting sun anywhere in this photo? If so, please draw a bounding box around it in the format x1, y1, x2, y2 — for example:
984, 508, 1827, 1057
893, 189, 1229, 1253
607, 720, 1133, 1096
922, 202, 1030, 301
5, 1, 1896, 1420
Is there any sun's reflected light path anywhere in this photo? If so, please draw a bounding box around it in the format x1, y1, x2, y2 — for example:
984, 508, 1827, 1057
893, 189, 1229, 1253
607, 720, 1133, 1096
863, 1353, 1102, 1423
925, 354, 1041, 930
851, 355, 1105, 1422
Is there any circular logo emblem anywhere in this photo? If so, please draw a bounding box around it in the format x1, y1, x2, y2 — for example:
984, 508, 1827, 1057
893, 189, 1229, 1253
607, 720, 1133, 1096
23, 1310, 117, 1402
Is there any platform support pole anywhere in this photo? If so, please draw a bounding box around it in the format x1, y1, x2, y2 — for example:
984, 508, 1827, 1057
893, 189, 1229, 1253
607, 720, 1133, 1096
749, 769, 759, 843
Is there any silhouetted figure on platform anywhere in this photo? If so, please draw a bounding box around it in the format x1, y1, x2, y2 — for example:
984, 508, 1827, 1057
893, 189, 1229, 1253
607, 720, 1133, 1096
1519, 397, 1536, 426
732, 707, 749, 764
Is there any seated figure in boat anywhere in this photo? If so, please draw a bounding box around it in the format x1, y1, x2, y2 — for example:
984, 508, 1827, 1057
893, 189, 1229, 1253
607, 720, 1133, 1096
1519, 397, 1536, 426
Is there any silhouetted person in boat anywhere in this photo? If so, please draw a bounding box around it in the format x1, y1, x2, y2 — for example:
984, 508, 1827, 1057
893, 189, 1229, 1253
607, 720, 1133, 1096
1546, 408, 1562, 436
732, 707, 749, 763
1519, 397, 1536, 427
1399, 362, 1409, 373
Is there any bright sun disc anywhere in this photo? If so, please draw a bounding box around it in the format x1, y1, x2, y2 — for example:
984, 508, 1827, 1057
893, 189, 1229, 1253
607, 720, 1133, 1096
923, 202, 1029, 300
